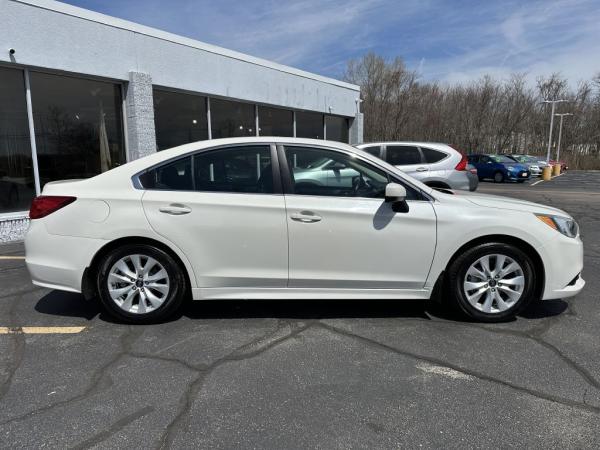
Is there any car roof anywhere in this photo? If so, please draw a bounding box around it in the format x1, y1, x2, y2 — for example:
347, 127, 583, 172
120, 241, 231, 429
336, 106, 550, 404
357, 141, 450, 147
356, 141, 456, 152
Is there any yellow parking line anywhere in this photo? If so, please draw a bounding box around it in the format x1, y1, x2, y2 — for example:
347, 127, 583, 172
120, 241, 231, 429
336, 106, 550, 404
0, 326, 87, 334
0, 256, 25, 260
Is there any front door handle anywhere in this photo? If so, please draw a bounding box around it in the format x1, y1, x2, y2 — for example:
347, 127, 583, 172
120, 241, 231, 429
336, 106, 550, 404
159, 203, 192, 215
416, 167, 428, 172
290, 211, 322, 223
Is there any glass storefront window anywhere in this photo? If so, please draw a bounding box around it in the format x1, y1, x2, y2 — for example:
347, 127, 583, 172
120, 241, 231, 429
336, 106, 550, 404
210, 99, 255, 138
296, 111, 323, 139
325, 115, 349, 143
258, 106, 293, 137
0, 67, 35, 213
153, 89, 208, 150
30, 72, 125, 188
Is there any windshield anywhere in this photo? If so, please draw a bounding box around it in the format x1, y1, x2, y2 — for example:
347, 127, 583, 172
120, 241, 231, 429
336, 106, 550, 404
490, 155, 516, 163
510, 155, 527, 162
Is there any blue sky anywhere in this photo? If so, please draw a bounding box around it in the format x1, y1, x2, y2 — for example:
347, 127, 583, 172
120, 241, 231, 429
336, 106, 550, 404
63, 0, 600, 85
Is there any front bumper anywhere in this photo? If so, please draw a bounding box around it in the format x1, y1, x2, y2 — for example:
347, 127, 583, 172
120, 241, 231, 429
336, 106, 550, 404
507, 170, 530, 180
539, 234, 585, 300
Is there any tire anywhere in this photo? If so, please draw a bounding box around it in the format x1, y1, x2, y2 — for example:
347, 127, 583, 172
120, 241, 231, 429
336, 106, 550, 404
96, 244, 186, 324
447, 242, 537, 322
493, 171, 504, 183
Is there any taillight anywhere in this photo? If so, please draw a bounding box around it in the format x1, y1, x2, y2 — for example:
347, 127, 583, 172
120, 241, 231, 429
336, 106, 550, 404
29, 196, 76, 219
455, 153, 468, 171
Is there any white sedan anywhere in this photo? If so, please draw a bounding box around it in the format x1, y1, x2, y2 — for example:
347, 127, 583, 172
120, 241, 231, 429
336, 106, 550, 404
25, 137, 585, 323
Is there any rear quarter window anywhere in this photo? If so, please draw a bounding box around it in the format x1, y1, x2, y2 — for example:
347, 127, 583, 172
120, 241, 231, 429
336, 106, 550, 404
361, 146, 382, 158
421, 147, 448, 164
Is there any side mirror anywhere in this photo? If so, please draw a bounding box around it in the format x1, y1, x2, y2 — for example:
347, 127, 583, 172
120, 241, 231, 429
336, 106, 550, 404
385, 182, 406, 202
328, 161, 346, 171
385, 183, 409, 213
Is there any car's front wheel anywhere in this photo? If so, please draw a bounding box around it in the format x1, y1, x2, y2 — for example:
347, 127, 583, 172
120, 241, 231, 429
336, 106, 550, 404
96, 244, 186, 324
447, 242, 537, 322
493, 171, 504, 183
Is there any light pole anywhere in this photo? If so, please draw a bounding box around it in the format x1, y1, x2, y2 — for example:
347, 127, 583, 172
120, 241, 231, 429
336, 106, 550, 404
554, 113, 572, 163
542, 99, 568, 163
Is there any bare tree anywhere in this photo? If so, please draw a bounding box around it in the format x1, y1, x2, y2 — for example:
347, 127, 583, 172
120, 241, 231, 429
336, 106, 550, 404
344, 54, 600, 169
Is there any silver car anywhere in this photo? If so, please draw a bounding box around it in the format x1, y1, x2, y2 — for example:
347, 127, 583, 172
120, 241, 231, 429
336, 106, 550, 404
356, 142, 477, 191
508, 154, 546, 177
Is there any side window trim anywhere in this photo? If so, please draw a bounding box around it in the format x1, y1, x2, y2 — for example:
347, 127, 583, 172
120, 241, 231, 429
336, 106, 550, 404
133, 143, 282, 195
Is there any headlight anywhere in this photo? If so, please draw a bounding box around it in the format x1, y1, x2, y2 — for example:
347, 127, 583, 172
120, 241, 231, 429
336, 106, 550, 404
507, 166, 515, 171
535, 214, 579, 238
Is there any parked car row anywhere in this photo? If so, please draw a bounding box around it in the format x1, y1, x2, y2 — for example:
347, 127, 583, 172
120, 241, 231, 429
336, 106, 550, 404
354, 142, 568, 190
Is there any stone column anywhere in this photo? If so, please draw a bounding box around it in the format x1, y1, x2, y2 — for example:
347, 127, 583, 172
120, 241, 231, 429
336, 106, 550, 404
349, 112, 364, 145
125, 71, 157, 160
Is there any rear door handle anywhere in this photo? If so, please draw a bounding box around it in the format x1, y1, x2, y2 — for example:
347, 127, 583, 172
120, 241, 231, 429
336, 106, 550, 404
159, 203, 192, 215
416, 167, 428, 172
290, 211, 322, 223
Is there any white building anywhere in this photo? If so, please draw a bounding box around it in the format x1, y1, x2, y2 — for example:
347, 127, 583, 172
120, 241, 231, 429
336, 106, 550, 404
0, 0, 363, 240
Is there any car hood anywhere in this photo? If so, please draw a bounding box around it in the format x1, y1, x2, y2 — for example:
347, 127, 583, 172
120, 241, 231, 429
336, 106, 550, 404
450, 190, 570, 217
503, 162, 529, 171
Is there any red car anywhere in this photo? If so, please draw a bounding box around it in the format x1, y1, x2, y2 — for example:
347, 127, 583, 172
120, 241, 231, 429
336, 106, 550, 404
549, 159, 568, 171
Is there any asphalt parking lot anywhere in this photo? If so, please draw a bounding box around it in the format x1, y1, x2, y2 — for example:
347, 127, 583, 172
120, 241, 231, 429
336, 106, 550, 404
1, 171, 599, 449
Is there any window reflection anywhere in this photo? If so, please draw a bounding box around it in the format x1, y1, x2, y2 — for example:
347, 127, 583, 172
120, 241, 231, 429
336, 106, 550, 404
0, 67, 35, 213
30, 72, 125, 188
325, 115, 349, 143
153, 89, 208, 150
296, 111, 323, 139
258, 106, 293, 137
210, 99, 255, 138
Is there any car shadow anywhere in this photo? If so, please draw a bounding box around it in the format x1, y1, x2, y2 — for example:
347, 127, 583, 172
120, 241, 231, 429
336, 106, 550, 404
34, 290, 570, 324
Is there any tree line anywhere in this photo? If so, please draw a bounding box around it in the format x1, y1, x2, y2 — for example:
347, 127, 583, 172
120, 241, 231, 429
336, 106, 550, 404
344, 53, 600, 169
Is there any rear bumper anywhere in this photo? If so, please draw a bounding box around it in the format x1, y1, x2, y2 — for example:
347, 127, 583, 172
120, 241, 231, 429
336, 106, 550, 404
25, 220, 104, 293
444, 171, 473, 191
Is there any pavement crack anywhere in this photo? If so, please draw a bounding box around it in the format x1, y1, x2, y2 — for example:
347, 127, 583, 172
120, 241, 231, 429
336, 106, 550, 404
0, 325, 144, 426
451, 320, 600, 392
156, 320, 312, 449
70, 405, 154, 450
317, 322, 600, 416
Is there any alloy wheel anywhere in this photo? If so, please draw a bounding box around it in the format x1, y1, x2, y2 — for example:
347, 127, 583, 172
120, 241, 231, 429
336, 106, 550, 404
463, 254, 525, 314
107, 254, 170, 314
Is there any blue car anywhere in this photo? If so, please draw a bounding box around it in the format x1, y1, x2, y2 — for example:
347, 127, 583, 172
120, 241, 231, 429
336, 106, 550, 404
467, 154, 530, 183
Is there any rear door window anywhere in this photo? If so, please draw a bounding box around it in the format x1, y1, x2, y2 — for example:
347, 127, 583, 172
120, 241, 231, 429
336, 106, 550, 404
386, 146, 422, 165
194, 145, 273, 193
138, 145, 274, 193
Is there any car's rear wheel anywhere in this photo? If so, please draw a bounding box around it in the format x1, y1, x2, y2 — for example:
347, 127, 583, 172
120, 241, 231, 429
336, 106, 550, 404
493, 171, 504, 183
447, 242, 537, 322
96, 244, 186, 324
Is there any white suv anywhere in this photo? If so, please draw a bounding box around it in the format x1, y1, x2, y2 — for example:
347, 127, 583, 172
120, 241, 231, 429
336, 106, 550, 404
357, 142, 477, 191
